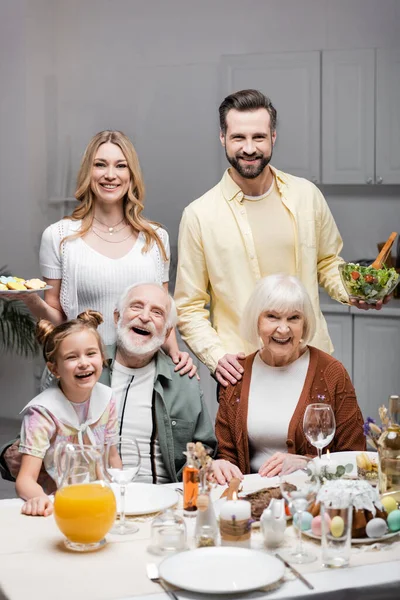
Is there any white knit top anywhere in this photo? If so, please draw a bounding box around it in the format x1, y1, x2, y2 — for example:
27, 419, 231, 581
39, 219, 170, 344
247, 349, 310, 472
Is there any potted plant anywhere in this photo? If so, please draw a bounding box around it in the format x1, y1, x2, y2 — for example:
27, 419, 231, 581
0, 266, 38, 357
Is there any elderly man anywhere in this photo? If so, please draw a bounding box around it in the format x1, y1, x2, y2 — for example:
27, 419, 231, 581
100, 282, 237, 484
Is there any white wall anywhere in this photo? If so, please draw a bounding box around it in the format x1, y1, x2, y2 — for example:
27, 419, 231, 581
1, 0, 400, 418
0, 0, 56, 419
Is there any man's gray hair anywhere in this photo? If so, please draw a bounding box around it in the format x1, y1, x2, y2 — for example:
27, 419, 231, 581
240, 274, 316, 348
115, 282, 177, 329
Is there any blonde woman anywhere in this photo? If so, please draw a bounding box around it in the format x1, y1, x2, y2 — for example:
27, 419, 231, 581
22, 130, 195, 376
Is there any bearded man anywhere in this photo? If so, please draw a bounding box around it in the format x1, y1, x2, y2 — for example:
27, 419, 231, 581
175, 89, 386, 389
100, 282, 239, 485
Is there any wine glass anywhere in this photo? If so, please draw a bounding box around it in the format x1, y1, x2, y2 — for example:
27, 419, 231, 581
279, 456, 320, 564
105, 436, 141, 535
303, 403, 336, 460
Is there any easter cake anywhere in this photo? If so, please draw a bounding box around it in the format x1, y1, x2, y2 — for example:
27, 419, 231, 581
311, 479, 389, 539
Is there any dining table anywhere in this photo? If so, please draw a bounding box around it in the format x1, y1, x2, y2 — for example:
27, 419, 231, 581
0, 473, 399, 600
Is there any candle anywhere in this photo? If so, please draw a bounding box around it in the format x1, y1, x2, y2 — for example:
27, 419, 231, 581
324, 450, 338, 475
313, 452, 338, 476
219, 494, 252, 547
220, 498, 251, 521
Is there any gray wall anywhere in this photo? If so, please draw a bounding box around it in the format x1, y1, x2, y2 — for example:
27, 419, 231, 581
1, 0, 400, 418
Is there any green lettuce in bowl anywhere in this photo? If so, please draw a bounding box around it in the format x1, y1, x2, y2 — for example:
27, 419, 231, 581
339, 263, 400, 304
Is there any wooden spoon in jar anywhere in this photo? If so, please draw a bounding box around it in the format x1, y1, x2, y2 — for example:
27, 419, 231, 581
370, 232, 398, 269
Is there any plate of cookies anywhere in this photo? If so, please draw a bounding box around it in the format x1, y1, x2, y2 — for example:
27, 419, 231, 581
0, 276, 51, 294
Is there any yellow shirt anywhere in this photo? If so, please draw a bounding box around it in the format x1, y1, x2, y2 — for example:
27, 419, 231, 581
243, 179, 296, 278
175, 167, 348, 373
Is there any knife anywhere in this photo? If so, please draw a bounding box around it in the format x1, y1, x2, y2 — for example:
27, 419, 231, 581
275, 553, 314, 590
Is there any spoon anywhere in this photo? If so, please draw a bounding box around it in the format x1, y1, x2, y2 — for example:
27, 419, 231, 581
370, 232, 398, 269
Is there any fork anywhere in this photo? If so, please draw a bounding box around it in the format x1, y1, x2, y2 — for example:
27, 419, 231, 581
146, 563, 179, 600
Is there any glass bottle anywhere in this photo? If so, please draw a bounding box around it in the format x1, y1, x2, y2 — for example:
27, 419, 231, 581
148, 507, 187, 555
378, 395, 400, 494
183, 442, 199, 516
194, 467, 218, 548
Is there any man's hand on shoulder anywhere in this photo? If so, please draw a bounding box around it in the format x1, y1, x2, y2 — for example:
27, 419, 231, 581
349, 294, 392, 311
215, 353, 245, 387
170, 350, 199, 379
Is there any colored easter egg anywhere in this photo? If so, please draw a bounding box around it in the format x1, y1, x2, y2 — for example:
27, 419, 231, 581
381, 496, 398, 515
311, 513, 331, 537
293, 511, 313, 531
387, 509, 400, 532
366, 518, 388, 538
330, 516, 345, 538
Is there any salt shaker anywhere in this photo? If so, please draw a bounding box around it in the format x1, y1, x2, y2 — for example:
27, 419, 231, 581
260, 498, 286, 548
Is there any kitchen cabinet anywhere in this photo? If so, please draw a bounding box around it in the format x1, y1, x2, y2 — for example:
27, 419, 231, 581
322, 49, 375, 184
353, 315, 400, 422
321, 295, 400, 422
220, 51, 320, 182
376, 49, 400, 184
322, 48, 400, 184
323, 313, 353, 378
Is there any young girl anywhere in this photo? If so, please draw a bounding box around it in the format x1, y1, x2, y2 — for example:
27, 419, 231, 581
16, 310, 118, 517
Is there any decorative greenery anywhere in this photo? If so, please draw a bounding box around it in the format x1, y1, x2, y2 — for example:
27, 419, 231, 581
307, 461, 353, 484
0, 266, 38, 357
363, 406, 390, 449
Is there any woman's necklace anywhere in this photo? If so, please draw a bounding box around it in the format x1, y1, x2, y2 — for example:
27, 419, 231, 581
93, 222, 128, 236
91, 227, 133, 244
93, 215, 125, 235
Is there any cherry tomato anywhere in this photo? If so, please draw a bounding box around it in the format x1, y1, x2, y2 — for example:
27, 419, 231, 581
365, 274, 375, 283
285, 503, 292, 517
351, 271, 360, 280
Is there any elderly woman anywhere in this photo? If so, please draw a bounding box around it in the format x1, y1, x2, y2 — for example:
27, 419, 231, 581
214, 274, 365, 483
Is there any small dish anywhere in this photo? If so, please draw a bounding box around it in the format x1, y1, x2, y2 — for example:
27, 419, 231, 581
0, 285, 52, 294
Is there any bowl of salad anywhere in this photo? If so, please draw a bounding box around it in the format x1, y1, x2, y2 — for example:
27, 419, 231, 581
339, 263, 400, 304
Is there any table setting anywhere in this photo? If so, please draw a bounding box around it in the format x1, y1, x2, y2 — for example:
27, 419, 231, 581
1, 402, 400, 600
1, 470, 400, 600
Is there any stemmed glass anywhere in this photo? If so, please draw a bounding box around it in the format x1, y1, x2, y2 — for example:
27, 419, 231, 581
105, 436, 141, 535
303, 403, 336, 460
279, 456, 320, 564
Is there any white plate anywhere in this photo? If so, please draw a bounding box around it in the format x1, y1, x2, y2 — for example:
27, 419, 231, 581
0, 285, 52, 294
159, 547, 285, 594
110, 482, 178, 515
303, 528, 400, 545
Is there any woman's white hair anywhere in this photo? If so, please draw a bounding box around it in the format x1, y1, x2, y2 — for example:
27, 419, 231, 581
240, 274, 316, 348
115, 282, 177, 329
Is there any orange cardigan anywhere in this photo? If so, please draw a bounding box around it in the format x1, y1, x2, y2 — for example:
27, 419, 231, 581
215, 346, 366, 473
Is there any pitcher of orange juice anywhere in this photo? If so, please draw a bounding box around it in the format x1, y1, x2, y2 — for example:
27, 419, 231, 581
53, 443, 116, 552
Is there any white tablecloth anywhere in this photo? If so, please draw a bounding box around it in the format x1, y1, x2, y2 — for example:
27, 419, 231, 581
0, 475, 399, 600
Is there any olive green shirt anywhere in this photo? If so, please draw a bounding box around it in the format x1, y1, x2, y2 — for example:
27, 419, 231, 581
100, 346, 216, 482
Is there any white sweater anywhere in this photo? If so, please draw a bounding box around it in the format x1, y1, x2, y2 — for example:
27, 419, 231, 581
247, 350, 310, 472
39, 219, 170, 344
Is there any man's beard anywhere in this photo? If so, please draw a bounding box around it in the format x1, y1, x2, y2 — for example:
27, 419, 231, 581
225, 149, 272, 179
117, 319, 166, 357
